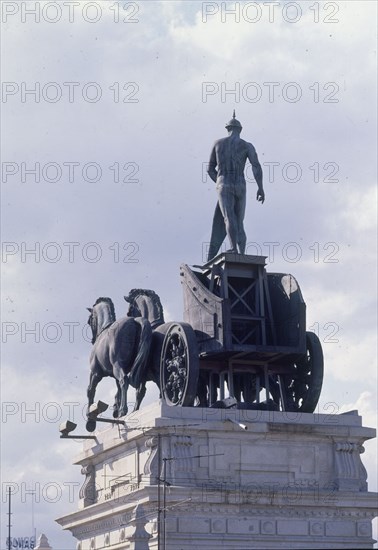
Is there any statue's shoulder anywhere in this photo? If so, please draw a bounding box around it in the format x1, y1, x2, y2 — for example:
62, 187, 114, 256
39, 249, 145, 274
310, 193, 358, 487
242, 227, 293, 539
213, 136, 227, 147
243, 139, 256, 153
240, 137, 253, 147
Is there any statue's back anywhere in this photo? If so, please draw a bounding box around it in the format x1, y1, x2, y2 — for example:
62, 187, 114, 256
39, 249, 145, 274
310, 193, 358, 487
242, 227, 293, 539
214, 135, 249, 184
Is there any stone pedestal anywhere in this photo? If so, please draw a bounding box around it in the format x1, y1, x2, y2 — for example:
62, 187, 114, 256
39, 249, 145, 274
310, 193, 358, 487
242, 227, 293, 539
57, 402, 378, 549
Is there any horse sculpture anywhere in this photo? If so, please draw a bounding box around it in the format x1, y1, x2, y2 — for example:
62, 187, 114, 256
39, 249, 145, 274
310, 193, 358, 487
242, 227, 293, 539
86, 297, 152, 431
124, 288, 172, 410
125, 289, 219, 409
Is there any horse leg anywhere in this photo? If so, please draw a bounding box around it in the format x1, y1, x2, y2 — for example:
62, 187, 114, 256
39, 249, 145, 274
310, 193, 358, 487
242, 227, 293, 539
233, 374, 242, 401
114, 363, 129, 417
118, 376, 129, 417
113, 380, 121, 418
242, 374, 255, 403
87, 369, 102, 411
151, 368, 161, 393
86, 369, 102, 432
134, 382, 146, 411
197, 371, 209, 407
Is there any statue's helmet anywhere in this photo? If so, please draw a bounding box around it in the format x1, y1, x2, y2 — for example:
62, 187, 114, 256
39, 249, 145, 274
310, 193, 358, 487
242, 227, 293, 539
225, 110, 242, 130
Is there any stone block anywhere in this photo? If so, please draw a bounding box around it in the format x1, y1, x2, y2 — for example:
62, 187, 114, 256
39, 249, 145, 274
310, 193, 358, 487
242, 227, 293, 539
326, 521, 356, 537
277, 519, 308, 535
227, 517, 259, 534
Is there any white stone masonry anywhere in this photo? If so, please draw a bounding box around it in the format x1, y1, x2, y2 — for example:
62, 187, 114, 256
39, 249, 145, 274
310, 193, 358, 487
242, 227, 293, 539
56, 402, 378, 550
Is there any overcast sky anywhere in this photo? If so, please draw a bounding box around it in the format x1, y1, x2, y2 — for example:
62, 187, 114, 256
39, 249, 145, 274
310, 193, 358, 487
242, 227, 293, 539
1, 1, 377, 548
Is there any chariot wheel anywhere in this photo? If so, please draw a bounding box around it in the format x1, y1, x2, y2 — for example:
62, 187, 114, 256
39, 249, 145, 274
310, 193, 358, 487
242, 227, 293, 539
283, 331, 324, 413
160, 322, 199, 406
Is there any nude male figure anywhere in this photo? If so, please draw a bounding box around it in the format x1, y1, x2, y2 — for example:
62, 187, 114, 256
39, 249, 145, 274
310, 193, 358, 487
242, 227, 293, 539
207, 112, 265, 261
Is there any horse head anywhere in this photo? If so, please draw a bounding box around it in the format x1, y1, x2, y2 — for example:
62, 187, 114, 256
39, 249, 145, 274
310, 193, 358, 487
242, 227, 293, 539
124, 289, 164, 328
87, 297, 116, 344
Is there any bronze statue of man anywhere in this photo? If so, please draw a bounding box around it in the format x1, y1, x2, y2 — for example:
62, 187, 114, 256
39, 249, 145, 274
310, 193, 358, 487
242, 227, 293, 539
207, 111, 265, 261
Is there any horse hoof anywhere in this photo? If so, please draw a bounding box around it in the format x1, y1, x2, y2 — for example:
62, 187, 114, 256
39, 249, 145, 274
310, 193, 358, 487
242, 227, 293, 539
86, 419, 96, 432
113, 410, 118, 419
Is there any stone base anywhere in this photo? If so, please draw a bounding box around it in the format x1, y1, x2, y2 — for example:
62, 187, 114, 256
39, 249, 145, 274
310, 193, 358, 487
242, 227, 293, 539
56, 402, 378, 549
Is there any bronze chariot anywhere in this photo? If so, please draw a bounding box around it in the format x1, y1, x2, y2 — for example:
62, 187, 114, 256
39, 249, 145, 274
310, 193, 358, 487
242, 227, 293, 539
160, 253, 324, 413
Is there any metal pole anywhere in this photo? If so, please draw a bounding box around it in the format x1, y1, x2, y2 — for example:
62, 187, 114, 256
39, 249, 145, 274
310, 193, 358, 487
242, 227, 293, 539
163, 458, 167, 550
157, 434, 161, 550
31, 491, 36, 546
8, 487, 12, 550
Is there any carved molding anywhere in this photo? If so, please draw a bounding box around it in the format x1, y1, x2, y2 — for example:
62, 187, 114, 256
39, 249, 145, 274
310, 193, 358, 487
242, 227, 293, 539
172, 435, 194, 482
334, 442, 367, 491
79, 464, 97, 506
144, 436, 159, 477
128, 504, 152, 544
71, 501, 377, 540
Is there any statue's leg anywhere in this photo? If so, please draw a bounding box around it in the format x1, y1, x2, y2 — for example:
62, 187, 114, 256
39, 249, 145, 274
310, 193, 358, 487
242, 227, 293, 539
235, 188, 247, 254
218, 186, 238, 252
208, 203, 227, 261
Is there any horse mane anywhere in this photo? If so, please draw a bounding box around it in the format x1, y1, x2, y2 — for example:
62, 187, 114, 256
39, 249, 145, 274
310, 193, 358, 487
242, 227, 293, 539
93, 297, 116, 322
126, 288, 164, 321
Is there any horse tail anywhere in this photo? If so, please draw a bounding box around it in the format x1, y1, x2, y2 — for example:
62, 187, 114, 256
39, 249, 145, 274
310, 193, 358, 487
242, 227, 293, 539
128, 317, 152, 388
